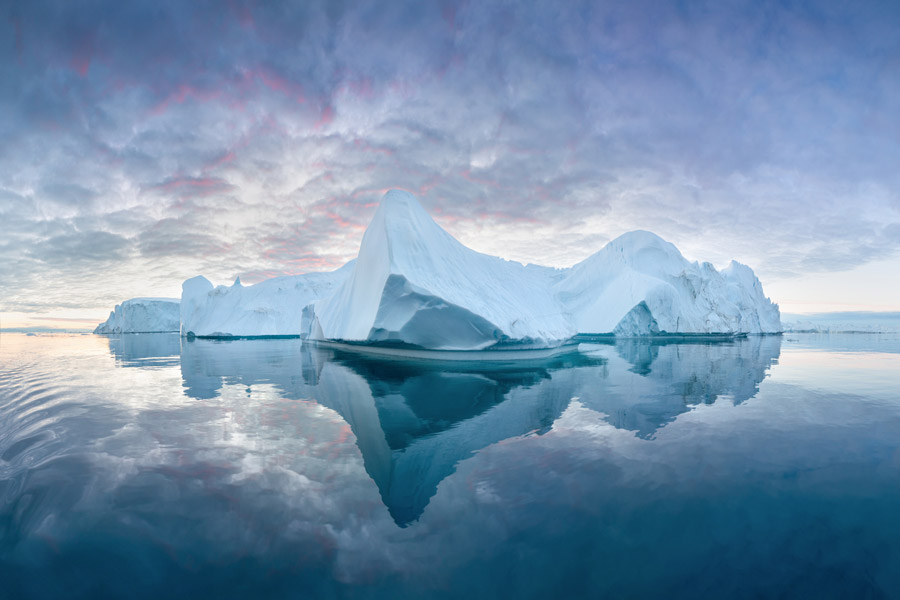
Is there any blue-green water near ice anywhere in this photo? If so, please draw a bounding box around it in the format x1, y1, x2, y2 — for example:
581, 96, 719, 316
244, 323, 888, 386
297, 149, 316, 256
2, 332, 900, 599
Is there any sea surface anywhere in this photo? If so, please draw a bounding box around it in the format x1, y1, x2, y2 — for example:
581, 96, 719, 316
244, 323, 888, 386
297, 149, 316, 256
1, 332, 900, 599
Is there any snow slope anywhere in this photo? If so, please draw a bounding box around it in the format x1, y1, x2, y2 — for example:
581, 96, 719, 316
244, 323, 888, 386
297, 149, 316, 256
304, 190, 574, 350
94, 298, 180, 334
180, 262, 354, 338
555, 231, 781, 335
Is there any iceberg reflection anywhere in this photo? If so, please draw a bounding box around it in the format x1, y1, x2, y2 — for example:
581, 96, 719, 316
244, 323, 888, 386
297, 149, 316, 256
106, 333, 181, 368
574, 336, 781, 438
169, 336, 781, 525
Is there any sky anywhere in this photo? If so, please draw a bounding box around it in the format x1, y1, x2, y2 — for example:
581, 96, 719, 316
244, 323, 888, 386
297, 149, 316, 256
2, 0, 899, 329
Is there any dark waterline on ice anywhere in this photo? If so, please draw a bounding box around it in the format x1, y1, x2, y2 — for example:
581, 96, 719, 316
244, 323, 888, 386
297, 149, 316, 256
2, 332, 900, 598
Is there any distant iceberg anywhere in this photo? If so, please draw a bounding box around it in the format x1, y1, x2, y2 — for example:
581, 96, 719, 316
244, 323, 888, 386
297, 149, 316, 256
781, 311, 900, 333
93, 298, 180, 334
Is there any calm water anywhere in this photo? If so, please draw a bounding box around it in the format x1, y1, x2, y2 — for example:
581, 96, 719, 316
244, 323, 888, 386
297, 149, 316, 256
2, 332, 900, 599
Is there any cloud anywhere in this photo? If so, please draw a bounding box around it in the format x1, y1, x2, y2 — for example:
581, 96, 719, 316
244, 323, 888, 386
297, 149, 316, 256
2, 0, 900, 317
39, 182, 98, 207
29, 229, 133, 264
136, 218, 232, 259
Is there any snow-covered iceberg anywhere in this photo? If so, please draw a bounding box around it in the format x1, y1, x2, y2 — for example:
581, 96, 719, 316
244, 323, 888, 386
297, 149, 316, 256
93, 297, 180, 334
302, 190, 574, 351
555, 231, 781, 335
302, 191, 779, 349
180, 263, 354, 338
173, 189, 780, 346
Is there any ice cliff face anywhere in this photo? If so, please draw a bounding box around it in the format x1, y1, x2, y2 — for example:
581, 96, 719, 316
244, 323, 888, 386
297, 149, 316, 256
180, 262, 355, 338
93, 298, 180, 334
303, 190, 574, 350
555, 231, 781, 336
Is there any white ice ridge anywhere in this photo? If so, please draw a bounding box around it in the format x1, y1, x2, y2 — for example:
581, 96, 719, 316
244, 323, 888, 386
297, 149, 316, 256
554, 231, 782, 336
93, 298, 180, 334
303, 190, 574, 350
180, 262, 355, 338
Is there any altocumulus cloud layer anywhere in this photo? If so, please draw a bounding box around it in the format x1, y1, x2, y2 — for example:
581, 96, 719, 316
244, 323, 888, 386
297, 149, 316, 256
1, 0, 899, 323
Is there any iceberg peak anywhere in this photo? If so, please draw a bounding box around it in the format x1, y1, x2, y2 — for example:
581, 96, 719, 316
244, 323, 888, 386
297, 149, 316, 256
556, 229, 780, 335
363, 189, 457, 268
306, 190, 574, 350
605, 230, 682, 257
378, 188, 428, 215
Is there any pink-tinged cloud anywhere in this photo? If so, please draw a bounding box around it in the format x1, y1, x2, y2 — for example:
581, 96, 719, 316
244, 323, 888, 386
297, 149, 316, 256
150, 84, 223, 115
254, 251, 345, 273
428, 205, 462, 224
324, 210, 366, 230
293, 197, 381, 234
70, 54, 91, 76
334, 73, 375, 101
228, 0, 255, 29
315, 104, 335, 129
203, 150, 236, 174
147, 66, 310, 118
69, 32, 96, 76
441, 2, 458, 31
254, 67, 306, 103
459, 168, 502, 190
353, 138, 394, 156
417, 175, 442, 196
350, 187, 399, 200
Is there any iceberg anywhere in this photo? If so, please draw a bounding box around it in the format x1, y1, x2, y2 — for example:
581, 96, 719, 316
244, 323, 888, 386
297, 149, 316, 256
780, 311, 900, 333
302, 190, 575, 351
93, 297, 180, 334
169, 189, 779, 346
303, 191, 780, 349
555, 231, 781, 335
180, 262, 354, 338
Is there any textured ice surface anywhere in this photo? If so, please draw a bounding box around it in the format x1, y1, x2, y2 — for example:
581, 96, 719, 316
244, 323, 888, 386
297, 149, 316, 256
306, 192, 780, 348
305, 190, 574, 350
556, 231, 781, 335
94, 298, 180, 334
180, 262, 354, 338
